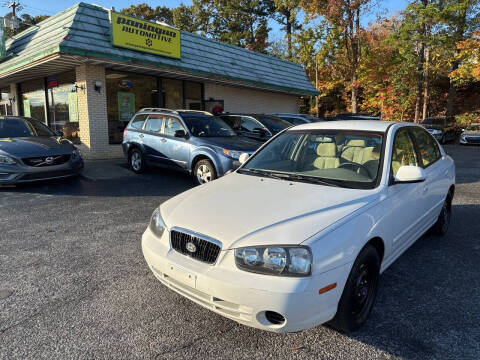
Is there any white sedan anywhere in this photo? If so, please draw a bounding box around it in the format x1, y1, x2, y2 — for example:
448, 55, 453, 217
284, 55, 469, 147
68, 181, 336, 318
142, 121, 455, 333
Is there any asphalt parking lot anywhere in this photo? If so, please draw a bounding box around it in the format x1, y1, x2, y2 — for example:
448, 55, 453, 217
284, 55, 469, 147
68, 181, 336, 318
1, 144, 479, 360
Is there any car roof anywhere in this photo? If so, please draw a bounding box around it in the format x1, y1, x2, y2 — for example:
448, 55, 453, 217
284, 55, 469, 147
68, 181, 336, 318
292, 120, 397, 132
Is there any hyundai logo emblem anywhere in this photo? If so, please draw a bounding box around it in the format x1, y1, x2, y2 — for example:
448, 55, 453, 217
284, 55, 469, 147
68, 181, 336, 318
45, 157, 54, 165
185, 242, 197, 253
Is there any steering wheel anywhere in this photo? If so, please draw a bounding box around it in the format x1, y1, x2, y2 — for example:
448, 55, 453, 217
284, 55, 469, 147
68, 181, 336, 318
338, 162, 372, 178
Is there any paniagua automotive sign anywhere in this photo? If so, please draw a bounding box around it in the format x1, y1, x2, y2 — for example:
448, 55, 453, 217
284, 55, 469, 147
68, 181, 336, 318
110, 12, 181, 59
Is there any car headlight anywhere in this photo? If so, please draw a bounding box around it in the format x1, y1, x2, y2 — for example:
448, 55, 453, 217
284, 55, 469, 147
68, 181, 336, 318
0, 154, 16, 164
234, 246, 312, 277
149, 208, 166, 238
222, 148, 243, 160
72, 148, 81, 159
430, 129, 442, 135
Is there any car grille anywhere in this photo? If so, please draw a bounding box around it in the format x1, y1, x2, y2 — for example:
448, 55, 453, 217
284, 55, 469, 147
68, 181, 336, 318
20, 170, 75, 181
170, 229, 221, 264
22, 154, 71, 167
465, 136, 480, 144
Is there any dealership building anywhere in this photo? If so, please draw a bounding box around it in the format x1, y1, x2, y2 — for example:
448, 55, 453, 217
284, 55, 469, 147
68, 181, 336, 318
0, 2, 317, 158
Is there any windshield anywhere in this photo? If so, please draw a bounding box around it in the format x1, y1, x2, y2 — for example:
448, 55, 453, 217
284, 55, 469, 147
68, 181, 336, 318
256, 115, 292, 133
466, 125, 480, 131
239, 130, 384, 189
0, 117, 55, 138
183, 116, 237, 137
423, 118, 444, 126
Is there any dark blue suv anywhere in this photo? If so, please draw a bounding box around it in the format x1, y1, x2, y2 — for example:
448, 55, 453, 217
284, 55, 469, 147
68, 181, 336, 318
122, 109, 262, 184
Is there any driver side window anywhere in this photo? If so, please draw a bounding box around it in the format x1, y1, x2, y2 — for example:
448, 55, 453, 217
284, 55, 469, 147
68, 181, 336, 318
391, 128, 418, 176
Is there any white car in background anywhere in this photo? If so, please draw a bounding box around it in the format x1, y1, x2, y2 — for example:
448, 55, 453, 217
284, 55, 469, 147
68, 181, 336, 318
142, 121, 455, 333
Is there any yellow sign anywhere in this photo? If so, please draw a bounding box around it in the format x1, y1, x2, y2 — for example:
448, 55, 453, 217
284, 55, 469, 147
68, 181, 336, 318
110, 12, 181, 59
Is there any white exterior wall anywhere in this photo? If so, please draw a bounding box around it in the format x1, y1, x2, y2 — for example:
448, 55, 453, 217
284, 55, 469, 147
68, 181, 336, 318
204, 83, 299, 113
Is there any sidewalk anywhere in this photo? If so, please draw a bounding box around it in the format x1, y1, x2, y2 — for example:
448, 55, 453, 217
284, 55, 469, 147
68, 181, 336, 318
81, 159, 134, 181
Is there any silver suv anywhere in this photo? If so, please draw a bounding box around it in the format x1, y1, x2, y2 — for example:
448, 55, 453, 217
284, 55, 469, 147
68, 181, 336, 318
122, 108, 261, 184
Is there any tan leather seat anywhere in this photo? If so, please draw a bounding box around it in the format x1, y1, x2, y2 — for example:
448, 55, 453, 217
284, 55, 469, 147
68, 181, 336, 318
341, 139, 374, 164
313, 143, 340, 169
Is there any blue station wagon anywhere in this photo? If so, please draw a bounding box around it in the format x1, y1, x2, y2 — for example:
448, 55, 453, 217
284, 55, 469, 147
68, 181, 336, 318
122, 109, 262, 184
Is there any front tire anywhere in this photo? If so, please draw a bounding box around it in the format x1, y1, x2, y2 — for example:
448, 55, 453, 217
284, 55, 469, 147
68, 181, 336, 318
128, 148, 146, 174
431, 194, 452, 236
194, 159, 217, 185
330, 245, 380, 334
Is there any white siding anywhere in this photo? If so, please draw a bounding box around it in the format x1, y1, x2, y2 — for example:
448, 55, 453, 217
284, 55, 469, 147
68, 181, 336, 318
204, 83, 299, 113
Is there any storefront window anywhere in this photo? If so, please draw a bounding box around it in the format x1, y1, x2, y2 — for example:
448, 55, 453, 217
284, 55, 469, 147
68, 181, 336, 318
164, 78, 183, 109
184, 81, 202, 110
0, 87, 12, 115
48, 84, 80, 143
106, 71, 159, 144
22, 90, 46, 122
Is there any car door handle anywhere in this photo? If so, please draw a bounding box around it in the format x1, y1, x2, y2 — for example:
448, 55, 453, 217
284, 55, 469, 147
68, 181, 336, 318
138, 134, 144, 138
161, 138, 167, 143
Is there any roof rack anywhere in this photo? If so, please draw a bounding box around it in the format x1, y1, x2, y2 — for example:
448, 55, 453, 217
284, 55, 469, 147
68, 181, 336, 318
138, 108, 179, 114
175, 109, 213, 116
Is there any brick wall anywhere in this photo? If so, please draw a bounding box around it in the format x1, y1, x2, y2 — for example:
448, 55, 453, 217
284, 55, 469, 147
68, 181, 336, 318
204, 83, 299, 113
76, 65, 110, 156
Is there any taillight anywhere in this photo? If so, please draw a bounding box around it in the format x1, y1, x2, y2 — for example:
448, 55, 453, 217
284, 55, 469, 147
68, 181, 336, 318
123, 128, 128, 137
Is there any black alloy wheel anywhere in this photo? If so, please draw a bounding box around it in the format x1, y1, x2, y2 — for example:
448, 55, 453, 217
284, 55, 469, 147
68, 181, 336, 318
329, 245, 380, 333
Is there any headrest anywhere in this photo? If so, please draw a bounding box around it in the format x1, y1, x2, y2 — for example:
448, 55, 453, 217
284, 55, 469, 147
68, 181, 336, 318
346, 139, 365, 147
316, 142, 337, 157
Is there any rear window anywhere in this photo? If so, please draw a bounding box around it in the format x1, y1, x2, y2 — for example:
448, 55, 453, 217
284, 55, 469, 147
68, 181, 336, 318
129, 114, 148, 130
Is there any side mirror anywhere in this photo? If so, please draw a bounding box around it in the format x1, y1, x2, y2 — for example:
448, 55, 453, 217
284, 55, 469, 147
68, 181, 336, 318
253, 127, 268, 137
55, 130, 64, 137
394, 166, 426, 184
174, 129, 187, 138
238, 153, 250, 165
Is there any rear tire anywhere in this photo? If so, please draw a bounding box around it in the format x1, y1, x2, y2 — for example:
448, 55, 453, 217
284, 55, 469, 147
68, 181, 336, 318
194, 159, 217, 185
128, 148, 146, 174
329, 245, 380, 334
431, 193, 452, 236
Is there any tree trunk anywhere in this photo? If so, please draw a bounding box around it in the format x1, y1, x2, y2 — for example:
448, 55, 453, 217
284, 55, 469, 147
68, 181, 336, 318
422, 45, 430, 120
350, 7, 360, 114
414, 0, 428, 123
315, 58, 319, 117
446, 3, 468, 118
287, 21, 292, 59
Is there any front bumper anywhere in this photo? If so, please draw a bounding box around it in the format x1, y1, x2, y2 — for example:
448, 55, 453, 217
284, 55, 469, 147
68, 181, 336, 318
142, 227, 349, 333
0, 158, 84, 184
460, 136, 480, 145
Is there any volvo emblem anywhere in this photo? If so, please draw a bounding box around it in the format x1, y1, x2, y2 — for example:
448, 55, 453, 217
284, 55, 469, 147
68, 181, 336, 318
185, 242, 197, 253
45, 157, 54, 165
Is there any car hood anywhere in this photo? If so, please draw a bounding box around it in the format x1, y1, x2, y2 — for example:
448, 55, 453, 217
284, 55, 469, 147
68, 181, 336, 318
160, 172, 379, 249
0, 137, 74, 157
194, 136, 261, 153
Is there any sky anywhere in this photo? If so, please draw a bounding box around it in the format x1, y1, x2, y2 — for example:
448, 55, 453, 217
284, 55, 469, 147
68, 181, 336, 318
0, 0, 411, 35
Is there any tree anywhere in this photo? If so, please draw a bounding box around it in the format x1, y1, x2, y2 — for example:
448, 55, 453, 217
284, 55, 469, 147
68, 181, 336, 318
4, 13, 49, 38
440, 0, 480, 117
172, 4, 199, 33
190, 0, 273, 53
300, 0, 374, 113
120, 3, 173, 25
450, 30, 480, 83
271, 0, 302, 59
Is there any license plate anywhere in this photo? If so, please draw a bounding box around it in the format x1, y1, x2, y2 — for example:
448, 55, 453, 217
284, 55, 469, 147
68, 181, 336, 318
167, 263, 196, 288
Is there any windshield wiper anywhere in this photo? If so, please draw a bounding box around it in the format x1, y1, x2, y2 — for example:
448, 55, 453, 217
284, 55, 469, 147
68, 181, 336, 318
267, 172, 342, 187
239, 169, 342, 187
237, 168, 286, 180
